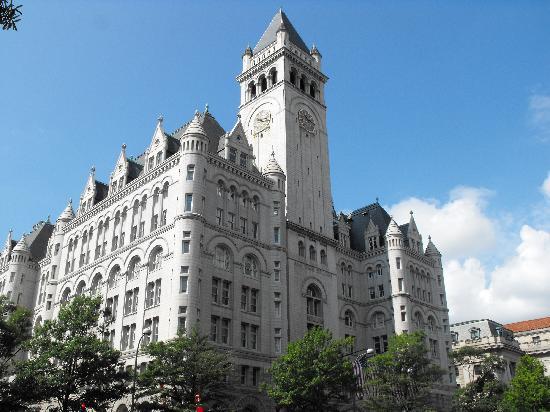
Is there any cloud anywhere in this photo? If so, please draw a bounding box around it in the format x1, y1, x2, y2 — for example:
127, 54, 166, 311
389, 183, 550, 324
529, 94, 550, 142
388, 186, 497, 260
541, 172, 550, 198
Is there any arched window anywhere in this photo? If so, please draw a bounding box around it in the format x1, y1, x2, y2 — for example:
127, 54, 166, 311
427, 316, 436, 332
306, 284, 322, 319
153, 188, 160, 206
259, 75, 267, 92
299, 74, 307, 92
309, 81, 317, 98
270, 67, 278, 85
75, 280, 86, 296
309, 246, 316, 261
90, 273, 102, 295
376, 264, 383, 276
344, 310, 354, 327
414, 312, 424, 329
289, 68, 297, 86
213, 245, 231, 271
252, 195, 259, 212
60, 287, 71, 304
128, 256, 141, 280
298, 241, 305, 257
243, 254, 259, 278
320, 250, 327, 265
248, 81, 256, 99
149, 247, 163, 271
163, 181, 169, 198
229, 186, 236, 202
373, 312, 385, 329
217, 180, 225, 197
108, 265, 120, 288
241, 191, 248, 208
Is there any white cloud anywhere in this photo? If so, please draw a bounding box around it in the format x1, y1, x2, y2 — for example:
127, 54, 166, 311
389, 183, 550, 324
541, 172, 550, 198
529, 94, 550, 142
388, 186, 497, 260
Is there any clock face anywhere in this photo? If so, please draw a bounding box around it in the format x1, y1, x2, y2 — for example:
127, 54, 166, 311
253, 110, 271, 136
298, 109, 316, 133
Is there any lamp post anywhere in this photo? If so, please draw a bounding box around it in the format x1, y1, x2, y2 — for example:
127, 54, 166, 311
345, 348, 375, 411
130, 327, 152, 412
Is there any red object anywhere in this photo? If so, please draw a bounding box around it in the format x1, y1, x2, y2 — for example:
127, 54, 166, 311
195, 393, 201, 403
196, 407, 204, 412
81, 403, 86, 411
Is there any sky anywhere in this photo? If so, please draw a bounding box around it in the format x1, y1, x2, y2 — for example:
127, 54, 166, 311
1, 1, 550, 324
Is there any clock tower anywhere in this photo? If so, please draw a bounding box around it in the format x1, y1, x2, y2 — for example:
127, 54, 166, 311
237, 10, 333, 236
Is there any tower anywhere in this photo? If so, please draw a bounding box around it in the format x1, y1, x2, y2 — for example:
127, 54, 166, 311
237, 10, 333, 236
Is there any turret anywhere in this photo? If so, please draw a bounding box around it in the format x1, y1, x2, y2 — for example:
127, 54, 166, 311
264, 151, 286, 247
242, 45, 252, 71
310, 44, 322, 69
0, 229, 13, 267
425, 235, 442, 267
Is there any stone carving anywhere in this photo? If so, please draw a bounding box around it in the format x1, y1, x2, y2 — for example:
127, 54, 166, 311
253, 110, 271, 137
298, 109, 315, 133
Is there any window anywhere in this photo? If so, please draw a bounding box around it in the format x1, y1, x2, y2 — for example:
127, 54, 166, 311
212, 278, 220, 303
154, 280, 161, 305
182, 240, 190, 254
186, 164, 195, 180
229, 147, 237, 163
214, 245, 231, 270
210, 316, 219, 341
369, 287, 375, 299
398, 278, 404, 292
298, 241, 305, 257
241, 323, 248, 348
240, 153, 248, 168
221, 318, 230, 344
344, 310, 354, 327
274, 261, 280, 282
178, 306, 187, 333
274, 292, 281, 318
306, 285, 322, 318
152, 317, 159, 342
129, 324, 136, 349
240, 217, 247, 234
222, 280, 230, 306
401, 306, 406, 322
250, 325, 258, 350
155, 151, 163, 165
121, 326, 129, 350
376, 264, 383, 276
470, 328, 481, 340
241, 286, 259, 313
273, 201, 280, 216
274, 328, 282, 353
252, 222, 258, 239
373, 335, 388, 354
240, 365, 248, 385
180, 266, 189, 293
374, 312, 385, 329
378, 284, 385, 297
185, 194, 193, 212
368, 236, 378, 250
150, 247, 163, 271
228, 213, 235, 230
533, 336, 541, 345
396, 257, 401, 269
274, 227, 280, 243
243, 255, 259, 278
216, 208, 224, 225
320, 250, 327, 265
309, 246, 316, 261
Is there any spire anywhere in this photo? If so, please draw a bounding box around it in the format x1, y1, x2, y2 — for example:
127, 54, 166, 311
425, 236, 441, 256
4, 229, 12, 251
408, 210, 419, 235
310, 44, 321, 57
263, 151, 285, 175
58, 199, 75, 222
243, 45, 253, 56
13, 234, 30, 253
254, 9, 309, 54
184, 111, 207, 137
385, 218, 403, 237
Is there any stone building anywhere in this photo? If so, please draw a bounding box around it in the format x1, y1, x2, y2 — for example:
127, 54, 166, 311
450, 319, 523, 387
506, 316, 550, 376
0, 10, 454, 411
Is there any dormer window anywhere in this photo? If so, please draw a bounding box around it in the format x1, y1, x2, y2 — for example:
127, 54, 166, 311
148, 157, 154, 170
155, 151, 163, 165
240, 153, 248, 168
229, 147, 237, 163
368, 236, 378, 250
470, 328, 481, 340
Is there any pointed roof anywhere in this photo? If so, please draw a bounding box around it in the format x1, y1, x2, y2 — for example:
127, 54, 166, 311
425, 236, 441, 256
254, 10, 309, 54
385, 219, 404, 237
365, 218, 379, 235
264, 151, 284, 175
4, 229, 12, 251
13, 234, 30, 253
58, 199, 75, 222
184, 111, 208, 136
408, 211, 420, 237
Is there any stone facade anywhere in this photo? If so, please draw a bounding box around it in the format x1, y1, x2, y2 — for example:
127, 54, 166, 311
506, 317, 550, 376
450, 319, 523, 387
0, 10, 455, 411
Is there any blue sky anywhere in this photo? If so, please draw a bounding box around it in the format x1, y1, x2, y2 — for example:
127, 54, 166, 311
2, 1, 550, 322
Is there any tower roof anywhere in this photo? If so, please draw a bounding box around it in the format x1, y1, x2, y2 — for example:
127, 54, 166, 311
254, 10, 309, 54
425, 236, 441, 256
263, 152, 285, 175
183, 111, 208, 137
385, 219, 404, 237
58, 199, 75, 221
13, 235, 30, 253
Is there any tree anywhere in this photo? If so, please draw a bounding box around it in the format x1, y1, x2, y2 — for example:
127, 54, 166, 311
362, 331, 445, 412
136, 327, 234, 412
264, 327, 356, 412
0, 0, 22, 30
502, 355, 550, 411
450, 346, 507, 412
15, 295, 129, 412
0, 294, 32, 411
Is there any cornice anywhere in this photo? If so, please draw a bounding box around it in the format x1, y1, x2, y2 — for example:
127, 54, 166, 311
65, 154, 181, 233
207, 154, 273, 189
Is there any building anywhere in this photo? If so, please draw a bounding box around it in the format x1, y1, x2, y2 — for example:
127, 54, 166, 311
450, 319, 523, 387
0, 10, 454, 411
506, 316, 550, 376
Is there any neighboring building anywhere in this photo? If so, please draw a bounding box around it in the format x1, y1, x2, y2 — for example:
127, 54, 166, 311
506, 316, 550, 376
0, 10, 455, 411
450, 319, 522, 387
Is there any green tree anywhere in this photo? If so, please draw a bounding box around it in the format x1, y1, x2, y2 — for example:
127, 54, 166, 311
0, 0, 22, 30
136, 327, 233, 412
502, 355, 550, 411
264, 327, 356, 412
362, 331, 445, 412
450, 346, 507, 412
15, 295, 129, 412
0, 294, 32, 411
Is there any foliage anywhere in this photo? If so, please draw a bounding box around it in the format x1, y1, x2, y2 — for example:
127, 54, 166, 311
136, 327, 234, 412
362, 331, 445, 412
263, 327, 356, 412
15, 295, 129, 412
450, 346, 507, 412
0, 294, 32, 411
0, 0, 22, 30
502, 355, 550, 411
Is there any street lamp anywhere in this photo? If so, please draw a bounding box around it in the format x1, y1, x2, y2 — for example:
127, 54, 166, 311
348, 348, 375, 410
130, 327, 152, 412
